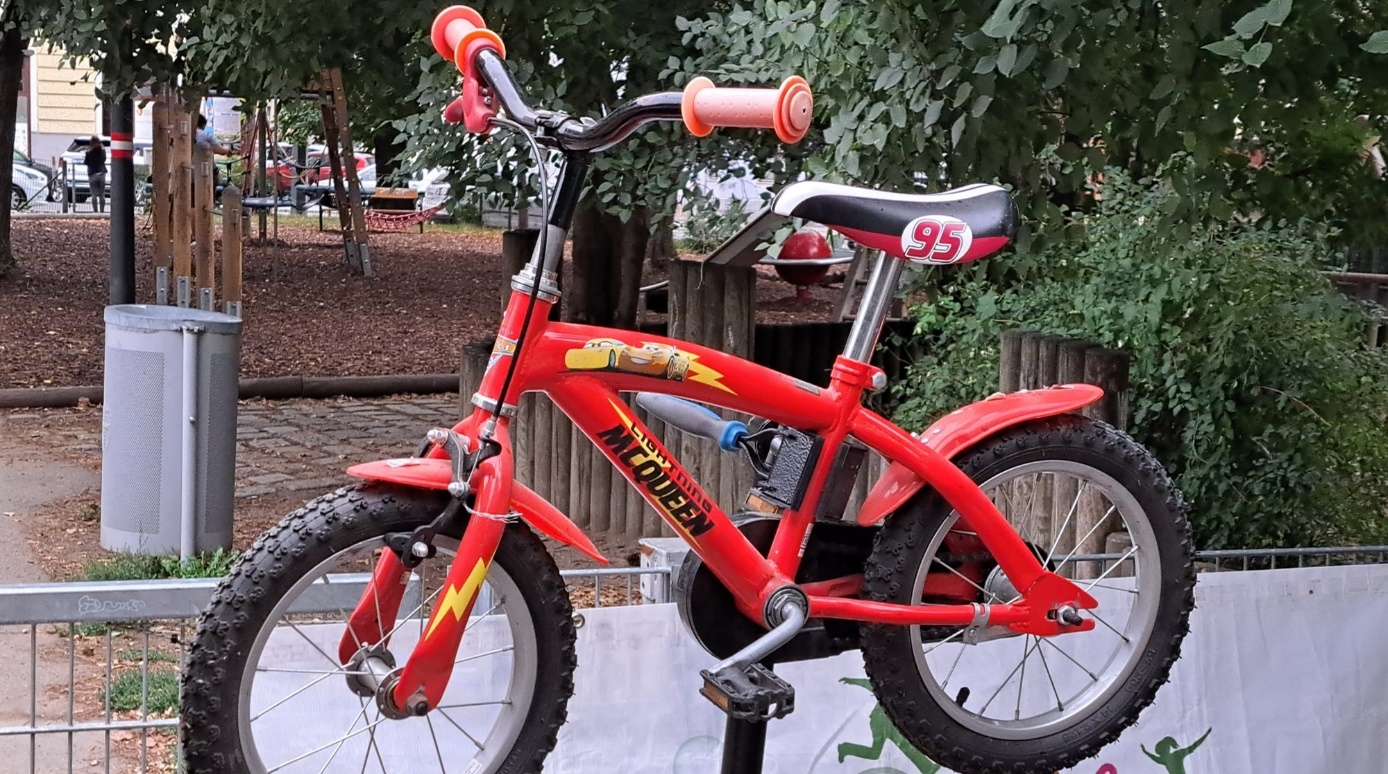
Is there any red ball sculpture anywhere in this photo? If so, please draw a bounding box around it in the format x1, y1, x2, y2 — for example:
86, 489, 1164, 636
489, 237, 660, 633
776, 230, 831, 300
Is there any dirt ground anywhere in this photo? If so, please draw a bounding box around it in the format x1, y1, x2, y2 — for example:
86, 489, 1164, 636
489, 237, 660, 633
0, 217, 849, 389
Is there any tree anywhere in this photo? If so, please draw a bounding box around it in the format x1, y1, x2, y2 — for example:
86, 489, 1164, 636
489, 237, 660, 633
0, 0, 194, 278
0, 1, 27, 278
680, 1, 1388, 243
396, 0, 749, 327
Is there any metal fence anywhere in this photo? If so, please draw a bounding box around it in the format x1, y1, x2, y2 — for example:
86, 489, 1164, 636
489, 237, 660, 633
1, 549, 1385, 773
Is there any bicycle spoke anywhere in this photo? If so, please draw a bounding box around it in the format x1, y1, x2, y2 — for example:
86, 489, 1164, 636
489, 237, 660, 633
938, 643, 968, 692
1083, 546, 1141, 590
286, 621, 345, 669
269, 716, 387, 773
978, 639, 1035, 715
1015, 636, 1032, 720
1085, 608, 1130, 643
436, 708, 484, 749
1036, 642, 1064, 712
436, 699, 512, 710
455, 645, 514, 665
1053, 504, 1118, 574
321, 573, 365, 653
1044, 481, 1088, 565
426, 715, 448, 774
252, 669, 341, 722
931, 557, 997, 602
255, 666, 371, 676
1088, 582, 1138, 595
313, 702, 369, 774
1039, 637, 1098, 681
465, 600, 504, 634
922, 627, 965, 657
359, 697, 387, 774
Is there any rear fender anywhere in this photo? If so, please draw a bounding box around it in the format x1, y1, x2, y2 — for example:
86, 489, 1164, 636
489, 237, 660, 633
856, 385, 1103, 527
347, 457, 609, 564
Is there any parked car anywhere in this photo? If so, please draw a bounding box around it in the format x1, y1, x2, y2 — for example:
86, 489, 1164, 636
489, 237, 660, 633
60, 137, 152, 202
14, 149, 55, 192
11, 162, 49, 208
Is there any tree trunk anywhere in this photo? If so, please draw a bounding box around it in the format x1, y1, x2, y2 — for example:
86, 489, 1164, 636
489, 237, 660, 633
566, 191, 650, 329
0, 23, 25, 278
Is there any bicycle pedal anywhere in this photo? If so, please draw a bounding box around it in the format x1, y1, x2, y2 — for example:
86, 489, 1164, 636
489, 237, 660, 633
699, 662, 795, 721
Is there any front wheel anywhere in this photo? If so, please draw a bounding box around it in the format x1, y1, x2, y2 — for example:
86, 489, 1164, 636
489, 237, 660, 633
181, 483, 577, 773
860, 415, 1194, 774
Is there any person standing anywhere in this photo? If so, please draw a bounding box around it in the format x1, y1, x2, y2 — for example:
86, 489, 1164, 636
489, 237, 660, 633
83, 136, 107, 213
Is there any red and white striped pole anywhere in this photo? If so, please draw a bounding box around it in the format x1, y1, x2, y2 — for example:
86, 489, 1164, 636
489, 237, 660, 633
109, 94, 135, 304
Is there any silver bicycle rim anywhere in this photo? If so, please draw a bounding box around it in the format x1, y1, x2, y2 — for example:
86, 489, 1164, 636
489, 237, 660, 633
236, 535, 538, 773
909, 459, 1161, 740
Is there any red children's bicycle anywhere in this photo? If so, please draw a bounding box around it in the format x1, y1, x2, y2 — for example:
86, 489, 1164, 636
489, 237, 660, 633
182, 7, 1195, 773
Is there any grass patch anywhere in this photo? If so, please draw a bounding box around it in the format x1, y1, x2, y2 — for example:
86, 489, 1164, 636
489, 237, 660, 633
78, 503, 100, 522
79, 548, 238, 582
105, 668, 179, 714
118, 649, 177, 664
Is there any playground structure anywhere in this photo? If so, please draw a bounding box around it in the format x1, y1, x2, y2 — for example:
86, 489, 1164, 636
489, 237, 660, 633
146, 67, 444, 301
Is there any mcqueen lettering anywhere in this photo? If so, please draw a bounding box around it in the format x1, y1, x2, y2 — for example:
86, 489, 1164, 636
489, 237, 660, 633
597, 423, 715, 538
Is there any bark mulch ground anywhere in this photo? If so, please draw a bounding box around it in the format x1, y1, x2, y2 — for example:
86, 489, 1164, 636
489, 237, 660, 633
0, 218, 849, 390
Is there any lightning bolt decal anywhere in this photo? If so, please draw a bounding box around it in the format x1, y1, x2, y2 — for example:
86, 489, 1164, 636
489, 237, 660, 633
683, 354, 734, 394
424, 558, 490, 640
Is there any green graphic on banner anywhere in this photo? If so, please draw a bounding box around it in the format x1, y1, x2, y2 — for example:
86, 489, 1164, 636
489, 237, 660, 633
836, 678, 941, 774
1140, 728, 1212, 774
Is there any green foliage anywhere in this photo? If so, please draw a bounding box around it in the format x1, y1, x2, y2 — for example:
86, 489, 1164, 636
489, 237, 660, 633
893, 170, 1388, 549
105, 668, 179, 714
80, 549, 238, 581
679, 198, 749, 254
680, 1, 1388, 244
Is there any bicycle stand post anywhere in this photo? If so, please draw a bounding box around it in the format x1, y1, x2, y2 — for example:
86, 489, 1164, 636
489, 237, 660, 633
720, 712, 770, 774
702, 660, 794, 774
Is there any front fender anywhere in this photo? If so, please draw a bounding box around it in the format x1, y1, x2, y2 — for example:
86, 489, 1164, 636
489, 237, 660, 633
347, 457, 609, 564
856, 384, 1102, 527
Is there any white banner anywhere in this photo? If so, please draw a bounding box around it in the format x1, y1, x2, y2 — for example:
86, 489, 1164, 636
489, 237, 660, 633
551, 564, 1388, 774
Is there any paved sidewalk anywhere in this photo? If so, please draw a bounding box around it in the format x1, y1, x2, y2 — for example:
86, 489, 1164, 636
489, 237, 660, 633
2, 393, 461, 501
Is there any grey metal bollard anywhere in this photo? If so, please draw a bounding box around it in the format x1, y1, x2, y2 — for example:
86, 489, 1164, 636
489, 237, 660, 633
100, 305, 242, 558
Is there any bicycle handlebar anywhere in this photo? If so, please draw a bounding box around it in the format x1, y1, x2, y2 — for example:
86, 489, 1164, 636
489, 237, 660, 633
634, 393, 747, 452
428, 5, 812, 148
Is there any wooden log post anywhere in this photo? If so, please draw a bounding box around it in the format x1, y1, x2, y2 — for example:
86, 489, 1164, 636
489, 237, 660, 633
1018, 330, 1046, 390
171, 106, 194, 307
151, 94, 172, 304
998, 328, 1029, 392
220, 187, 243, 318
1048, 337, 1091, 574
667, 258, 757, 539
458, 340, 491, 418
500, 229, 540, 315
192, 144, 215, 311
1074, 347, 1131, 578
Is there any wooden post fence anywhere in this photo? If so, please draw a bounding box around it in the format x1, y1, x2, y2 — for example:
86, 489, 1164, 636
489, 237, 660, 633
151, 94, 172, 305
221, 187, 243, 318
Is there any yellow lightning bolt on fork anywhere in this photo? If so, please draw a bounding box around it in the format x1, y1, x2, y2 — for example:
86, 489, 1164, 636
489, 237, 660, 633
425, 558, 490, 640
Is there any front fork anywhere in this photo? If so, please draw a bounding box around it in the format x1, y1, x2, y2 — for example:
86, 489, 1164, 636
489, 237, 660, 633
338, 418, 514, 715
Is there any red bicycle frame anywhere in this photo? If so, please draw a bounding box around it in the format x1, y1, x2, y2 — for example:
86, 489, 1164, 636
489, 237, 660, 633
342, 275, 1100, 712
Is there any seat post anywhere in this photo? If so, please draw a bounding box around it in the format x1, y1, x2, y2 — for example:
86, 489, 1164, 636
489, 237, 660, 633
842, 250, 904, 363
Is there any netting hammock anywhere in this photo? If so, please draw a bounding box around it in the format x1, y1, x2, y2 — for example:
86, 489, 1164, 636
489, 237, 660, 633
361, 204, 446, 231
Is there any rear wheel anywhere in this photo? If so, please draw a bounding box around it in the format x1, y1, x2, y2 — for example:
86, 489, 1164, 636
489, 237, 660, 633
182, 484, 576, 773
860, 415, 1194, 774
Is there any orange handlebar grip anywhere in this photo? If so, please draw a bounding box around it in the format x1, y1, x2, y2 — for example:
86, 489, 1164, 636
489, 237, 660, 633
430, 5, 505, 68
681, 75, 813, 143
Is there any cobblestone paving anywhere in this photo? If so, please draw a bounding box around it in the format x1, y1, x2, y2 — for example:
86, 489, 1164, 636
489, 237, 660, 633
233, 395, 461, 499
2, 394, 463, 500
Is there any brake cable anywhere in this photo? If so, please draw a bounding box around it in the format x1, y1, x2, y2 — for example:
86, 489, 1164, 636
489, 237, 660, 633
476, 115, 552, 441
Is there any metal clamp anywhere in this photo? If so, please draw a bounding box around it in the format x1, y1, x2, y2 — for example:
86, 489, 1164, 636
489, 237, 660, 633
962, 603, 992, 645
